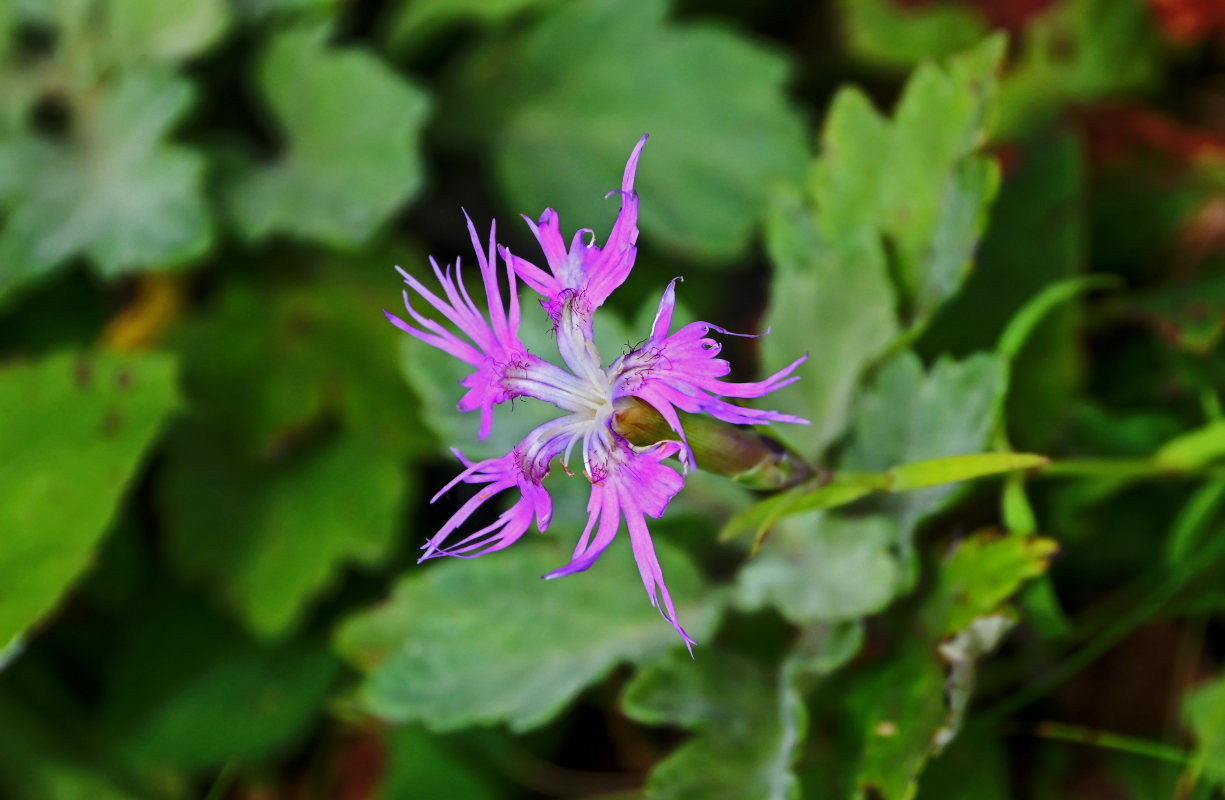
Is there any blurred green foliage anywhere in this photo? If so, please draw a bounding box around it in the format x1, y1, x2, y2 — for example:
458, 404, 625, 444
5, 0, 1225, 798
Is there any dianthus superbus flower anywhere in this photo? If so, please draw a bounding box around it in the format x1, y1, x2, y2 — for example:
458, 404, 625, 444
387, 135, 807, 651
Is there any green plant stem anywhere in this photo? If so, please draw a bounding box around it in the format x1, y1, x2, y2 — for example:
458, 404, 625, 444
1036, 457, 1225, 482
1024, 721, 1193, 766
982, 576, 1183, 724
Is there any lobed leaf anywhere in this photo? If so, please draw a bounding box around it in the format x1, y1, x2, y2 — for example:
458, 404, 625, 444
838, 0, 988, 68
0, 71, 212, 299
850, 531, 1056, 798
449, 0, 809, 261
159, 427, 406, 639
736, 513, 904, 625
335, 539, 721, 732
842, 350, 1007, 546
226, 26, 431, 248
622, 649, 804, 800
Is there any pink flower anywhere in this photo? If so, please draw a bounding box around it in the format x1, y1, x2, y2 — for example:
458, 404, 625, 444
501, 135, 646, 336
388, 137, 807, 650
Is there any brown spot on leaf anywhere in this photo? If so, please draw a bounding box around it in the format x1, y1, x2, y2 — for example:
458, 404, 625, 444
101, 410, 122, 436
74, 358, 92, 388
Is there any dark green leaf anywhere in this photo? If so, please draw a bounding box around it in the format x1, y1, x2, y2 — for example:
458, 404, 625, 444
173, 275, 429, 456
377, 726, 499, 800
997, 0, 1159, 138
839, 0, 988, 69
104, 591, 337, 769
850, 531, 1055, 798
1125, 275, 1225, 356
388, 0, 556, 51
160, 428, 406, 639
622, 649, 803, 800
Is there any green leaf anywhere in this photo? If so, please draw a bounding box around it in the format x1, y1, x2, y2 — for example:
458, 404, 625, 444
230, 0, 339, 21
173, 275, 429, 456
721, 453, 1045, 546
838, 0, 988, 69
1126, 275, 1225, 356
621, 649, 803, 800
916, 733, 1011, 800
791, 37, 1004, 330
1154, 420, 1225, 471
760, 37, 1003, 455
762, 182, 897, 458
879, 37, 1004, 320
920, 131, 1087, 450
719, 478, 873, 543
159, 428, 406, 639
450, 0, 808, 261
103, 591, 337, 769
0, 665, 144, 800
0, 351, 179, 651
736, 513, 904, 624
1165, 480, 1225, 566
843, 350, 1007, 540
0, 70, 212, 298
850, 531, 1055, 798
226, 26, 431, 248
788, 620, 867, 679
996, 275, 1120, 362
334, 539, 721, 732
389, 0, 556, 51
376, 726, 499, 800
1184, 677, 1225, 783
102, 0, 230, 63
922, 533, 1057, 636
997, 0, 1159, 138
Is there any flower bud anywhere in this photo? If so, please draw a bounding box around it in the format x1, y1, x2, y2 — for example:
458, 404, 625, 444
611, 396, 815, 490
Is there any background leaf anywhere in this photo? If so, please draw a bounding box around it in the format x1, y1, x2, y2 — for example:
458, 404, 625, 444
102, 590, 337, 769
0, 351, 178, 651
160, 427, 406, 639
0, 70, 211, 297
622, 649, 804, 800
448, 0, 809, 261
226, 26, 431, 248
